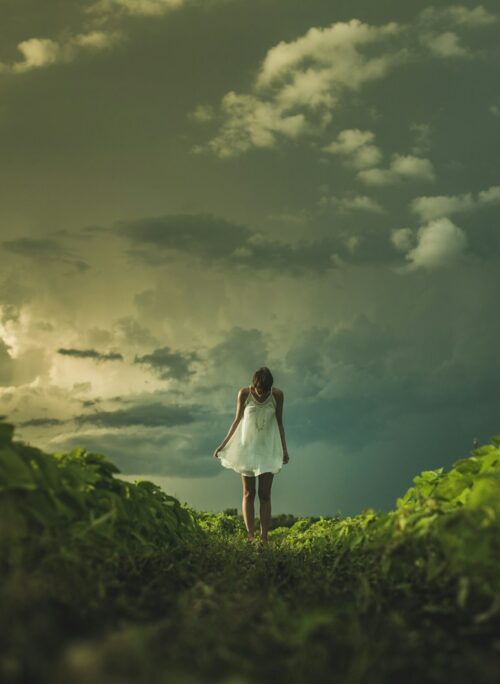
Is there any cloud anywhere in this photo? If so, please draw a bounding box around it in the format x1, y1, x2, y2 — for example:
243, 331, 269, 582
0, 338, 50, 388
0, 339, 15, 387
57, 348, 124, 362
2, 237, 89, 272
196, 325, 277, 411
114, 212, 345, 274
391, 184, 500, 271
134, 346, 200, 381
414, 4, 499, 59
72, 400, 198, 428
88, 0, 186, 17
395, 217, 468, 273
49, 425, 216, 478
390, 228, 414, 253
204, 326, 270, 386
320, 193, 385, 214
0, 275, 34, 325
191, 8, 499, 158
410, 192, 475, 221
0, 31, 122, 74
115, 213, 251, 260
357, 154, 436, 186
254, 19, 402, 89
418, 5, 498, 28
18, 417, 66, 428
192, 18, 409, 157
410, 185, 500, 221
112, 316, 159, 347
321, 129, 383, 169
187, 104, 215, 123
418, 31, 469, 58
409, 122, 432, 156
321, 128, 436, 186
478, 185, 500, 204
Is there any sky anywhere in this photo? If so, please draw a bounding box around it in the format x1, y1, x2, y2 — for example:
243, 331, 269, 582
1, 0, 499, 517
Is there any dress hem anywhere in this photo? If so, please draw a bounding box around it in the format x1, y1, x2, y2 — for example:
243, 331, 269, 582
218, 458, 283, 477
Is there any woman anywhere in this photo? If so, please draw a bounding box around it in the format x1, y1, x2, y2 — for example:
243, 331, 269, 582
213, 366, 290, 545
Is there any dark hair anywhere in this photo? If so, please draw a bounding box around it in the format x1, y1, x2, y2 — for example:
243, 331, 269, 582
252, 366, 273, 392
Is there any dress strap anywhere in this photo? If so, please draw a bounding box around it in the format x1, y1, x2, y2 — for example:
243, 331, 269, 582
248, 385, 274, 405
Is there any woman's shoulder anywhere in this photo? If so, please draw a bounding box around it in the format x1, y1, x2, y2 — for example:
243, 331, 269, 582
272, 386, 283, 398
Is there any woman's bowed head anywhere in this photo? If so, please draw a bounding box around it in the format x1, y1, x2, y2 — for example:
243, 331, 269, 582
212, 367, 289, 544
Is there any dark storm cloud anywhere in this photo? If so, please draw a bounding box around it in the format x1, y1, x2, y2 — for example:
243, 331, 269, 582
134, 346, 200, 381
205, 326, 270, 385
2, 237, 89, 272
73, 400, 200, 428
18, 417, 66, 427
57, 347, 124, 361
113, 212, 393, 274
283, 304, 500, 446
114, 213, 250, 256
52, 428, 215, 478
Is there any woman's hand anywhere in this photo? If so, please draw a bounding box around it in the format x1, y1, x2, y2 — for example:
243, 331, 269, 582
282, 449, 290, 465
213, 446, 223, 459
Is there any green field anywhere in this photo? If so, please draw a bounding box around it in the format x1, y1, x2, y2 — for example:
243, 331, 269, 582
1, 415, 499, 683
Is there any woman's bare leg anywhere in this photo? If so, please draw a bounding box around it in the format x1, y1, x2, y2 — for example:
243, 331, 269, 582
258, 473, 274, 543
241, 475, 256, 540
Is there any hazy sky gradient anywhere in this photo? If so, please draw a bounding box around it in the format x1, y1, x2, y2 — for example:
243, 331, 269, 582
1, 0, 499, 516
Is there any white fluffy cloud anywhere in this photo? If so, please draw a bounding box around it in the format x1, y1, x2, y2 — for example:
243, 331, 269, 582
411, 192, 475, 220
396, 217, 468, 272
410, 185, 500, 221
193, 91, 311, 158
191, 7, 500, 158
254, 20, 401, 89
418, 30, 469, 58
392, 183, 500, 273
322, 129, 383, 169
193, 18, 409, 157
357, 154, 436, 186
322, 128, 435, 186
1, 31, 122, 73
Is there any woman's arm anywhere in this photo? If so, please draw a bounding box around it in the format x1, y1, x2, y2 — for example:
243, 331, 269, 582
213, 387, 247, 456
274, 389, 289, 463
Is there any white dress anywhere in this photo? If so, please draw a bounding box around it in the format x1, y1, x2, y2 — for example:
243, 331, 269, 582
218, 386, 283, 476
